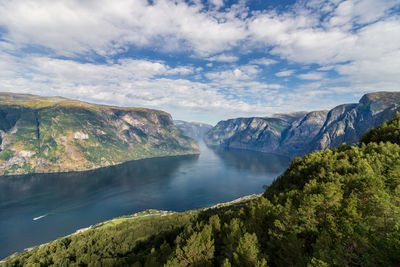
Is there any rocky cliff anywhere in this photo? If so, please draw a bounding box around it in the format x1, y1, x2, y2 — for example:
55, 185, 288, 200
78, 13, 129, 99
0, 93, 199, 175
205, 112, 307, 153
174, 120, 213, 141
205, 92, 400, 156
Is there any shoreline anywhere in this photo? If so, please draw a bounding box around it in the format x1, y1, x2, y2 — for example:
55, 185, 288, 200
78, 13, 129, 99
0, 150, 200, 178
1, 193, 262, 262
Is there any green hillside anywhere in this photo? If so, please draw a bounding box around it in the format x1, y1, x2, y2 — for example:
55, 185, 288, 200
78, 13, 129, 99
0, 93, 199, 175
3, 114, 400, 266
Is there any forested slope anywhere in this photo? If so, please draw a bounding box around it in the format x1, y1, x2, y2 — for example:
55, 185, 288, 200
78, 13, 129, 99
3, 114, 400, 266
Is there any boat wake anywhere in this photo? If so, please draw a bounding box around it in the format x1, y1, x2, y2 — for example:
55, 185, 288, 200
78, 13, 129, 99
33, 214, 47, 221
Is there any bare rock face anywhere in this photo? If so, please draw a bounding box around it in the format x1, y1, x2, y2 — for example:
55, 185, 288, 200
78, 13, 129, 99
205, 92, 400, 157
205, 113, 306, 153
308, 92, 400, 153
0, 93, 199, 175
73, 132, 89, 140
280, 110, 329, 154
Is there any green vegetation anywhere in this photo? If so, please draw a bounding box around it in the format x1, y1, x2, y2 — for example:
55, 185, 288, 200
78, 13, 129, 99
361, 112, 400, 145
3, 116, 400, 266
0, 150, 14, 161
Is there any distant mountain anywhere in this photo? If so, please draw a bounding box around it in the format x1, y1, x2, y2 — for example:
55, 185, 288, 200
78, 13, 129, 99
174, 120, 213, 141
0, 93, 199, 175
205, 92, 400, 156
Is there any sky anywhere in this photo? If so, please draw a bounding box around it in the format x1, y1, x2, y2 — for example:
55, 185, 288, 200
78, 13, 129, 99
0, 0, 399, 124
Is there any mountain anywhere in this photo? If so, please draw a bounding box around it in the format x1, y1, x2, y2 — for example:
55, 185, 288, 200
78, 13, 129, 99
0, 93, 199, 175
205, 92, 400, 156
4, 115, 400, 266
174, 120, 213, 141
204, 112, 307, 153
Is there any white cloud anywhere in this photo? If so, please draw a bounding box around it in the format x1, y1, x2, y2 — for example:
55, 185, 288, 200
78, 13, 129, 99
207, 54, 239, 62
0, 53, 283, 124
167, 66, 195, 75
206, 65, 261, 81
275, 70, 295, 77
297, 71, 326, 80
248, 0, 399, 67
249, 58, 278, 66
0, 0, 399, 122
246, 0, 400, 97
0, 0, 247, 57
326, 0, 399, 27
209, 0, 224, 10
317, 65, 335, 71
32, 57, 186, 82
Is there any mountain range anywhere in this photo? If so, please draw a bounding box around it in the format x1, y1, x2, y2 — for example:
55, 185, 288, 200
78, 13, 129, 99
205, 92, 400, 156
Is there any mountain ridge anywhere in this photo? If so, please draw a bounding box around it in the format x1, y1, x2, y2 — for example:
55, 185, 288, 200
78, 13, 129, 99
205, 91, 400, 156
0, 93, 199, 175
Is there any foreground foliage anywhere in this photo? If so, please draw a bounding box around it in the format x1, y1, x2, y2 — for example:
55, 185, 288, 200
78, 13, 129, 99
4, 116, 400, 266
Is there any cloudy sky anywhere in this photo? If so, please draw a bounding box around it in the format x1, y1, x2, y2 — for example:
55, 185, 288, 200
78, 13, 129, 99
0, 0, 399, 124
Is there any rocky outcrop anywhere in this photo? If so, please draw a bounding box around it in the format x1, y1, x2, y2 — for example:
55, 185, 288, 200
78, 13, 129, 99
0, 93, 199, 175
174, 120, 213, 141
205, 113, 306, 152
308, 92, 400, 153
205, 92, 400, 156
280, 110, 329, 154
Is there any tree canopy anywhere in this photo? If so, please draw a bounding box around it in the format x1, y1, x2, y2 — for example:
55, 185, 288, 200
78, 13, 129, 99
4, 115, 400, 266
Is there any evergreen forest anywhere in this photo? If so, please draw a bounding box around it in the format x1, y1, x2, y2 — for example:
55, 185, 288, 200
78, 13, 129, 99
4, 113, 400, 266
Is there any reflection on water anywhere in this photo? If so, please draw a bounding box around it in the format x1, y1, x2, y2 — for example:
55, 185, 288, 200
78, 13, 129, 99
0, 154, 199, 210
0, 143, 289, 258
212, 147, 290, 174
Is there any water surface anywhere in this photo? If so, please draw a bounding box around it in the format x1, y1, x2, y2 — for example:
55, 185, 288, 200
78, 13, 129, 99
0, 143, 289, 258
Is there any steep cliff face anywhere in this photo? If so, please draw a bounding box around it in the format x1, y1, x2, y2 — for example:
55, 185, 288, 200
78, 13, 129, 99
309, 92, 400, 152
0, 93, 199, 175
205, 92, 400, 156
205, 113, 306, 152
280, 110, 329, 154
174, 120, 213, 141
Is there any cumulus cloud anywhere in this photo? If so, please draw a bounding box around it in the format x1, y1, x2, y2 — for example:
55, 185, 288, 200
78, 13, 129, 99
0, 0, 399, 122
206, 65, 261, 81
209, 0, 225, 10
0, 53, 284, 123
249, 58, 278, 66
207, 54, 239, 62
298, 72, 326, 80
0, 0, 247, 57
275, 70, 295, 77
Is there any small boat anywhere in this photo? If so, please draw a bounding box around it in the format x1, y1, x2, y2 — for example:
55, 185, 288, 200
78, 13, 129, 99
33, 214, 47, 221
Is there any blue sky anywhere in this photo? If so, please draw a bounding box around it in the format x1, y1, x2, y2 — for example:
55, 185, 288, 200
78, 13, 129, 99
0, 0, 399, 124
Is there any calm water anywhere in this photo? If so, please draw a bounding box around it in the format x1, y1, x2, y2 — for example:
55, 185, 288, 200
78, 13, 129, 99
0, 143, 289, 258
